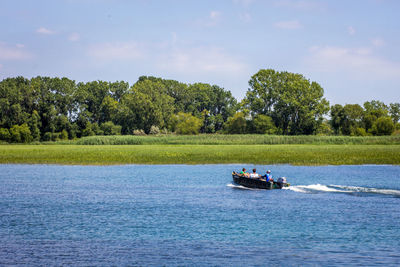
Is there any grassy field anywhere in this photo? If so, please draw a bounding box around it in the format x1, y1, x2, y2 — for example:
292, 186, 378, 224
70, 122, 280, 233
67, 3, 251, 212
0, 144, 399, 165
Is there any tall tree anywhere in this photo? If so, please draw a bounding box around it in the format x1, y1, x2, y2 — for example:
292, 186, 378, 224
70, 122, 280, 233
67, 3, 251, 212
244, 69, 329, 135
119, 80, 175, 133
342, 104, 364, 135
330, 104, 345, 135
363, 100, 389, 132
389, 103, 400, 124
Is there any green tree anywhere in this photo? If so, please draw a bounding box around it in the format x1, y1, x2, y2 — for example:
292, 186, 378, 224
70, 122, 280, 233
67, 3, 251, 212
371, 117, 394, 136
172, 112, 202, 135
0, 77, 34, 128
389, 103, 400, 124
60, 130, 69, 140
243, 69, 329, 135
28, 110, 41, 141
224, 112, 247, 134
342, 104, 364, 135
363, 100, 389, 133
0, 128, 10, 141
9, 124, 32, 143
330, 104, 345, 135
316, 120, 334, 136
100, 121, 122, 135
252, 114, 277, 134
132, 77, 237, 133
137, 76, 189, 113
120, 80, 175, 133
99, 96, 119, 123
76, 81, 111, 124
186, 83, 237, 133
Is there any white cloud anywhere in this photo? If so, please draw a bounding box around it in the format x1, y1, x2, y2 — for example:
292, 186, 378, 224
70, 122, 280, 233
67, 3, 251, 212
198, 11, 222, 27
85, 37, 248, 82
274, 20, 302, 29
88, 42, 145, 61
68, 32, 80, 42
0, 42, 32, 60
157, 46, 248, 75
210, 11, 220, 20
36, 27, 56, 35
348, 26, 355, 35
371, 38, 385, 47
307, 45, 400, 79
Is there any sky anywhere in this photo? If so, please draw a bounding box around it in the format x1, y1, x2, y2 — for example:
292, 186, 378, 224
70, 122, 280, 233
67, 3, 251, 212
1, 0, 399, 105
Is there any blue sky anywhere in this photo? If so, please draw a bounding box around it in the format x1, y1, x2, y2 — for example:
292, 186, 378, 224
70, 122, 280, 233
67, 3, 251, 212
1, 0, 399, 105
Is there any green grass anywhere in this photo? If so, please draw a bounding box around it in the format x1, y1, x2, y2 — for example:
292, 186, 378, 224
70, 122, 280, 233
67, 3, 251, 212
0, 144, 399, 165
71, 135, 400, 145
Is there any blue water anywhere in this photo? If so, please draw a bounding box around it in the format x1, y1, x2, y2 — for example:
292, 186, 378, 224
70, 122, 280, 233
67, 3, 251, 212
1, 164, 400, 266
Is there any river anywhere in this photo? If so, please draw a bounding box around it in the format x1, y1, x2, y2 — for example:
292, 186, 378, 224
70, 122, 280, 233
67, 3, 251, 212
1, 164, 399, 266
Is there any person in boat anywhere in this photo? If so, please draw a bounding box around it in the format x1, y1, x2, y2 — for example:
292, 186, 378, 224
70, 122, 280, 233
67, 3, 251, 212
262, 170, 273, 182
249, 168, 259, 178
240, 168, 249, 177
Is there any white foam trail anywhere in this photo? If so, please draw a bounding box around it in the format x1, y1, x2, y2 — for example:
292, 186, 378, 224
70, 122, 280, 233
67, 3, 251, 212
286, 184, 348, 193
226, 183, 258, 190
286, 184, 400, 197
331, 185, 400, 197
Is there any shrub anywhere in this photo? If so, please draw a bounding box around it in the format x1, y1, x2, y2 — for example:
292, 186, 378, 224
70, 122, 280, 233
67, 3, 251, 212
101, 121, 121, 135
81, 122, 98, 137
253, 114, 277, 134
18, 123, 32, 143
133, 129, 146, 136
0, 128, 11, 141
91, 123, 103, 135
173, 112, 202, 135
9, 124, 32, 143
149, 125, 160, 135
392, 130, 400, 136
82, 127, 95, 137
353, 127, 368, 136
52, 132, 61, 141
224, 112, 247, 134
161, 128, 169, 135
43, 132, 52, 141
60, 130, 69, 140
316, 121, 333, 136
371, 117, 395, 136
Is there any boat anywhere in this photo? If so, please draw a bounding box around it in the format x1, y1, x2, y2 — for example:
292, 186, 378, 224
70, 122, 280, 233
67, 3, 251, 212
232, 172, 290, 189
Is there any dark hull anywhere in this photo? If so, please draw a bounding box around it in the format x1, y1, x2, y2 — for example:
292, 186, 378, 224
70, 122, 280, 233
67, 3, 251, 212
232, 174, 289, 189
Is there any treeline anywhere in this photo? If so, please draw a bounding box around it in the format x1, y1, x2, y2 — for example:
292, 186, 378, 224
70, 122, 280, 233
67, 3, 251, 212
0, 69, 399, 143
0, 76, 237, 142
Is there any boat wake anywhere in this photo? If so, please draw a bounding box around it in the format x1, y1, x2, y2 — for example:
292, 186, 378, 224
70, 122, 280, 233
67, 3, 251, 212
285, 184, 400, 197
226, 183, 260, 190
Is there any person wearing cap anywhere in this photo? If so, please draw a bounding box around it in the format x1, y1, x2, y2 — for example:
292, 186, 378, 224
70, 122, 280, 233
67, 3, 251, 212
264, 170, 273, 182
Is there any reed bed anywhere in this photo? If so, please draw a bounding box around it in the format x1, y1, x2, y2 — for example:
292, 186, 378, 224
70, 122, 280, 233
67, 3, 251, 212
73, 134, 400, 146
1, 144, 399, 165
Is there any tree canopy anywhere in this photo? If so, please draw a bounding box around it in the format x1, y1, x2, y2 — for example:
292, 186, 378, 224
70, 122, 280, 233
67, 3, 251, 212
0, 71, 398, 142
243, 69, 330, 135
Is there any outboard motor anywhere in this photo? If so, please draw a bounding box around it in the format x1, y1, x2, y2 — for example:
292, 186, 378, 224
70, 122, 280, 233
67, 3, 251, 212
276, 177, 287, 188
277, 177, 287, 184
